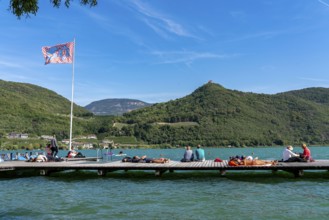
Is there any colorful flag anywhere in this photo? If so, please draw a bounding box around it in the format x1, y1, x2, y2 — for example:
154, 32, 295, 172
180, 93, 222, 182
42, 42, 74, 65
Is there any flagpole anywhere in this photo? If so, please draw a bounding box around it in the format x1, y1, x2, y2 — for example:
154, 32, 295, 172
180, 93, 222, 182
69, 38, 76, 151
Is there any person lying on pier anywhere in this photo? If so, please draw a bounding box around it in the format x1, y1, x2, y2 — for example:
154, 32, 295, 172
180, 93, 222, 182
26, 155, 48, 162
26, 154, 64, 162
228, 156, 278, 166
122, 156, 170, 163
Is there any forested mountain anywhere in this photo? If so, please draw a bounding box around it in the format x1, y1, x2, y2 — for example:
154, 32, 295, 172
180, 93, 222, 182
2, 79, 329, 147
282, 87, 329, 105
85, 98, 151, 116
0, 80, 93, 138
117, 82, 329, 147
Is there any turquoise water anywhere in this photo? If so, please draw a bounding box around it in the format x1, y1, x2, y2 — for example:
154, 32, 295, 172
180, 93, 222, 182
1, 147, 329, 219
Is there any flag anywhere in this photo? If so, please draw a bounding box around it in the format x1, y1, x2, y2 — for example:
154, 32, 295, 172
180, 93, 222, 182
42, 42, 74, 65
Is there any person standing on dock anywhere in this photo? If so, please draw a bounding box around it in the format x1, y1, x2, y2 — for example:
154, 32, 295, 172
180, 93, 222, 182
50, 134, 59, 157
195, 145, 205, 162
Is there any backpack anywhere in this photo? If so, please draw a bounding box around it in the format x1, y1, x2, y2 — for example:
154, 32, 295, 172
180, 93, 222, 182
214, 158, 223, 162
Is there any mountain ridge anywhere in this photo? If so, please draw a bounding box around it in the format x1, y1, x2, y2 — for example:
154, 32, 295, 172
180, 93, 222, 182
118, 82, 329, 146
1, 79, 329, 147
85, 98, 152, 116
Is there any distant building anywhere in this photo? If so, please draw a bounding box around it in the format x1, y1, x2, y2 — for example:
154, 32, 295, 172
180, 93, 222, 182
8, 132, 28, 139
73, 134, 97, 140
87, 134, 97, 139
41, 135, 53, 141
61, 139, 94, 149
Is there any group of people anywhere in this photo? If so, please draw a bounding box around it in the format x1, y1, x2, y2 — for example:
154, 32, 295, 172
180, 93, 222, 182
46, 134, 85, 159
282, 143, 313, 162
227, 143, 314, 166
121, 145, 205, 164
121, 143, 313, 166
26, 134, 85, 162
45, 134, 59, 157
181, 145, 205, 162
18, 136, 315, 165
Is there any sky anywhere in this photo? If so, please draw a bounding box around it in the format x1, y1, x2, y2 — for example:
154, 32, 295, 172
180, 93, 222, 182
1, 0, 329, 106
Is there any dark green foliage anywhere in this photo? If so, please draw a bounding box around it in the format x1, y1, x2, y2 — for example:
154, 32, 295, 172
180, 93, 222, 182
120, 82, 329, 147
2, 79, 329, 147
9, 0, 97, 19
0, 80, 93, 139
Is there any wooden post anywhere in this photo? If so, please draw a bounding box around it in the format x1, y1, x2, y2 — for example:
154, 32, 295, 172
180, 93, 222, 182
293, 170, 304, 178
97, 169, 107, 176
155, 169, 168, 176
40, 169, 48, 176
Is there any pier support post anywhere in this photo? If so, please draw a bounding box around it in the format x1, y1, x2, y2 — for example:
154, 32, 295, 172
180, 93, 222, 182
97, 169, 107, 176
155, 169, 167, 176
219, 170, 226, 176
40, 169, 49, 176
293, 170, 304, 178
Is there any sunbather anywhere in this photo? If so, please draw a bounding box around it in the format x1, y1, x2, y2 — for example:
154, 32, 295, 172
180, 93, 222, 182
228, 156, 278, 166
122, 155, 170, 163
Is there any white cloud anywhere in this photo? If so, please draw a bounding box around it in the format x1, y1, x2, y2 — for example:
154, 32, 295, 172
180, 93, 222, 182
129, 0, 197, 39
319, 0, 329, 7
0, 60, 23, 68
150, 50, 238, 65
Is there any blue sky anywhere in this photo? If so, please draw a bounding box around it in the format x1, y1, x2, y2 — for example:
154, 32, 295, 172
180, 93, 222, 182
1, 0, 329, 106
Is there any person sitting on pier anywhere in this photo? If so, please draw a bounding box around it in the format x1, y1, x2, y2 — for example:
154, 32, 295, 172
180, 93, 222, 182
195, 145, 205, 162
300, 143, 314, 162
181, 146, 194, 162
67, 148, 85, 158
45, 144, 52, 156
282, 145, 304, 162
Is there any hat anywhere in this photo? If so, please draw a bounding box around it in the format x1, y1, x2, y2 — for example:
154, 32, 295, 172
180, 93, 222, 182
288, 146, 293, 150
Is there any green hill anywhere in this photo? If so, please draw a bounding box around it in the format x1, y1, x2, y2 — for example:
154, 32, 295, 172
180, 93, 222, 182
2, 79, 329, 147
117, 82, 329, 147
0, 80, 93, 138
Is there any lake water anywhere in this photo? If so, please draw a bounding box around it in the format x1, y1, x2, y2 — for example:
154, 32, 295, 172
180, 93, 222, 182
1, 146, 329, 220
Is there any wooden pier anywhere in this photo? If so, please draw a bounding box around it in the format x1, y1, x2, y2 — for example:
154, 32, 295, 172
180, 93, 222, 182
1, 159, 329, 177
